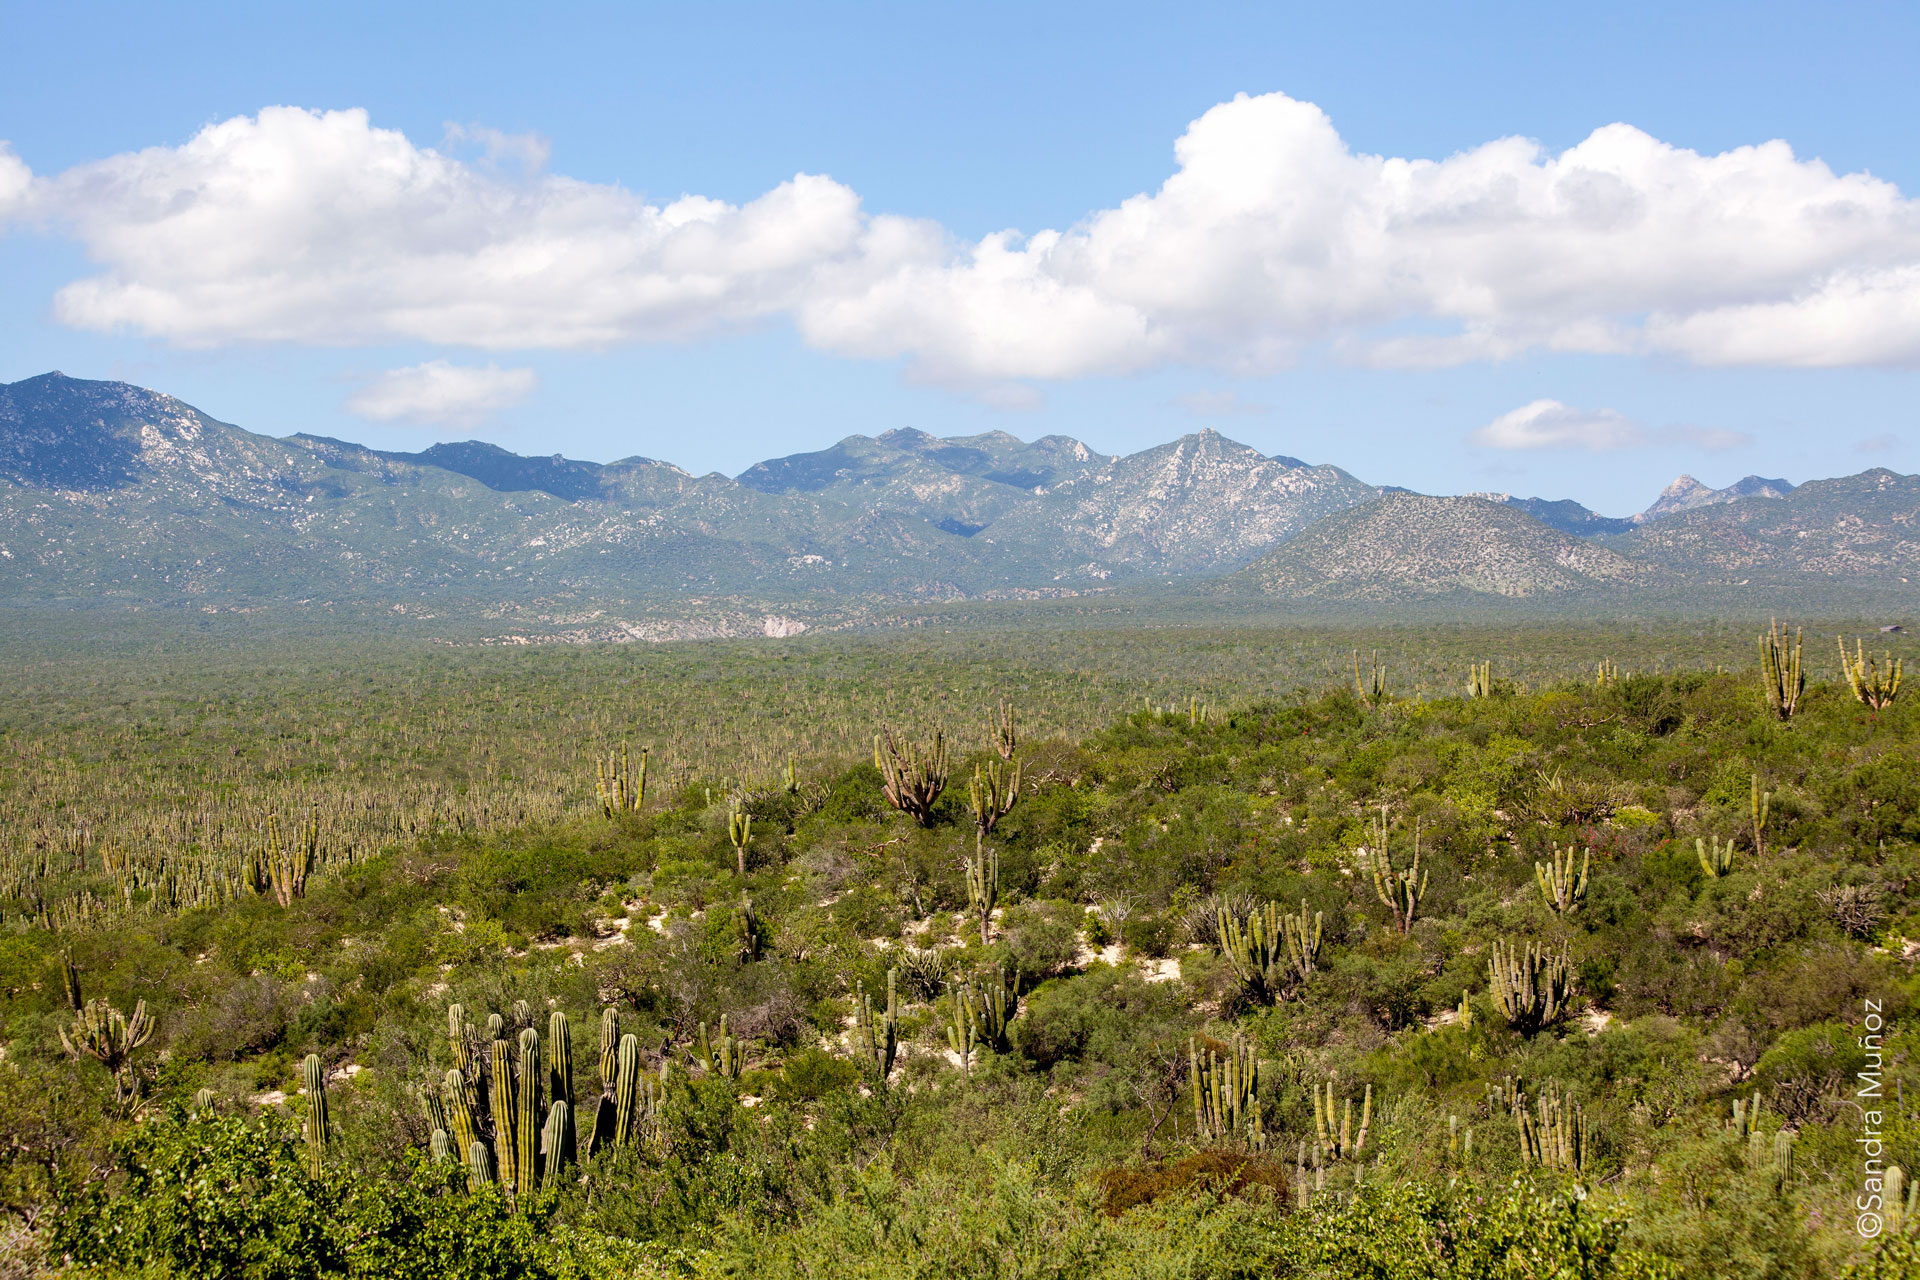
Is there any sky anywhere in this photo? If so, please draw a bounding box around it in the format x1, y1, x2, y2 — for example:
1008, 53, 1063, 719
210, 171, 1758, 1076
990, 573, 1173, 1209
1, 1, 1917, 516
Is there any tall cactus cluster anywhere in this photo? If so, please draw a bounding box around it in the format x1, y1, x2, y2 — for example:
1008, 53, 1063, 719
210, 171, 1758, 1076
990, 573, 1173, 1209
1495, 1077, 1588, 1173
596, 744, 648, 818
1534, 844, 1589, 915
1190, 1036, 1264, 1147
56, 956, 154, 1104
695, 1015, 746, 1080
945, 963, 1019, 1068
438, 1002, 613, 1199
1313, 1079, 1372, 1163
733, 896, 767, 961
1466, 662, 1493, 699
1353, 650, 1387, 707
874, 726, 949, 827
1367, 809, 1427, 934
245, 808, 322, 907
1216, 900, 1322, 1005
1759, 619, 1804, 721
854, 970, 900, 1084
1488, 939, 1574, 1034
1840, 636, 1903, 711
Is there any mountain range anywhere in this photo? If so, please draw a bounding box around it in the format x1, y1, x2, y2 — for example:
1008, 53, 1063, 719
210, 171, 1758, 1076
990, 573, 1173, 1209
1, 371, 1912, 630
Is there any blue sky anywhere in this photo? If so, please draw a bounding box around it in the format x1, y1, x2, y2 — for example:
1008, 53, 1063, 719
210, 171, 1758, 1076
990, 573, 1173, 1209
1, 1, 1916, 514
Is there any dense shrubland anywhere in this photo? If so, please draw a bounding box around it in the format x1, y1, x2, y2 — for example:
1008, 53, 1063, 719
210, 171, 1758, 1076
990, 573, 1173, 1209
0, 623, 1916, 1276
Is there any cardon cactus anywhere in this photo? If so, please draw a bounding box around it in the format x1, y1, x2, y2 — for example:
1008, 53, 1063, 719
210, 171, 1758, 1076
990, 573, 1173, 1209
546, 1012, 575, 1170
1190, 1036, 1264, 1147
854, 970, 900, 1083
1488, 938, 1574, 1034
302, 1054, 329, 1179
1313, 1079, 1371, 1162
1534, 844, 1589, 914
515, 1027, 542, 1196
613, 1033, 643, 1145
488, 1039, 518, 1192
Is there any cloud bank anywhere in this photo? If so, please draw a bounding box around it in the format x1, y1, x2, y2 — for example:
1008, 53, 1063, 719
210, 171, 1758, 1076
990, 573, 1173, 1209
347, 361, 537, 426
6, 94, 1920, 387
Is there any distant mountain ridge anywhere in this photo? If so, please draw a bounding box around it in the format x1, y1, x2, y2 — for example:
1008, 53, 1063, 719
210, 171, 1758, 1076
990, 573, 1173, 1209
0, 371, 1911, 624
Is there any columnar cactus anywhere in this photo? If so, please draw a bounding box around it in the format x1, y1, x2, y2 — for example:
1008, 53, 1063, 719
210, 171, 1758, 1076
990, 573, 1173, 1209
1488, 939, 1574, 1034
1313, 1079, 1371, 1161
1217, 901, 1285, 1005
968, 760, 1021, 838
467, 1140, 494, 1191
541, 1102, 570, 1189
875, 727, 949, 827
945, 963, 1019, 1067
1594, 658, 1618, 688
1534, 845, 1589, 915
1467, 662, 1493, 698
695, 1015, 745, 1080
515, 1027, 541, 1197
302, 1054, 329, 1180
988, 700, 1018, 761
1368, 810, 1427, 934
733, 897, 766, 962
1353, 650, 1386, 707
966, 845, 999, 945
728, 801, 753, 877
444, 1068, 480, 1161
854, 970, 899, 1084
1840, 636, 1902, 711
612, 1033, 645, 1145
1505, 1080, 1588, 1172
488, 1039, 518, 1192
1760, 619, 1804, 721
1697, 835, 1735, 879
597, 744, 648, 817
1191, 1036, 1263, 1146
430, 1129, 452, 1164
1752, 775, 1772, 859
587, 1009, 620, 1155
546, 1011, 575, 1170
60, 994, 155, 1103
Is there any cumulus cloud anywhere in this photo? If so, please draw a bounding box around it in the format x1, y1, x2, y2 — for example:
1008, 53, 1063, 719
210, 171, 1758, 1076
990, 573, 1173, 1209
10, 93, 1920, 384
1473, 400, 1751, 452
346, 360, 537, 426
1472, 400, 1646, 451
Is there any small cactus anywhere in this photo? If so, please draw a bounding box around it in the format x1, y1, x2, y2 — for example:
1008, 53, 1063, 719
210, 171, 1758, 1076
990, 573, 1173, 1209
695, 1015, 745, 1080
1760, 619, 1803, 721
1697, 835, 1735, 879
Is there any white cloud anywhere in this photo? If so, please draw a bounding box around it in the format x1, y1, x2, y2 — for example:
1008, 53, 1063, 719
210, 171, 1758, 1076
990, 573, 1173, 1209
346, 361, 537, 426
0, 144, 31, 220
1857, 432, 1901, 454
1172, 389, 1268, 416
1473, 400, 1752, 452
442, 123, 551, 175
1472, 400, 1646, 451
11, 93, 1920, 384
